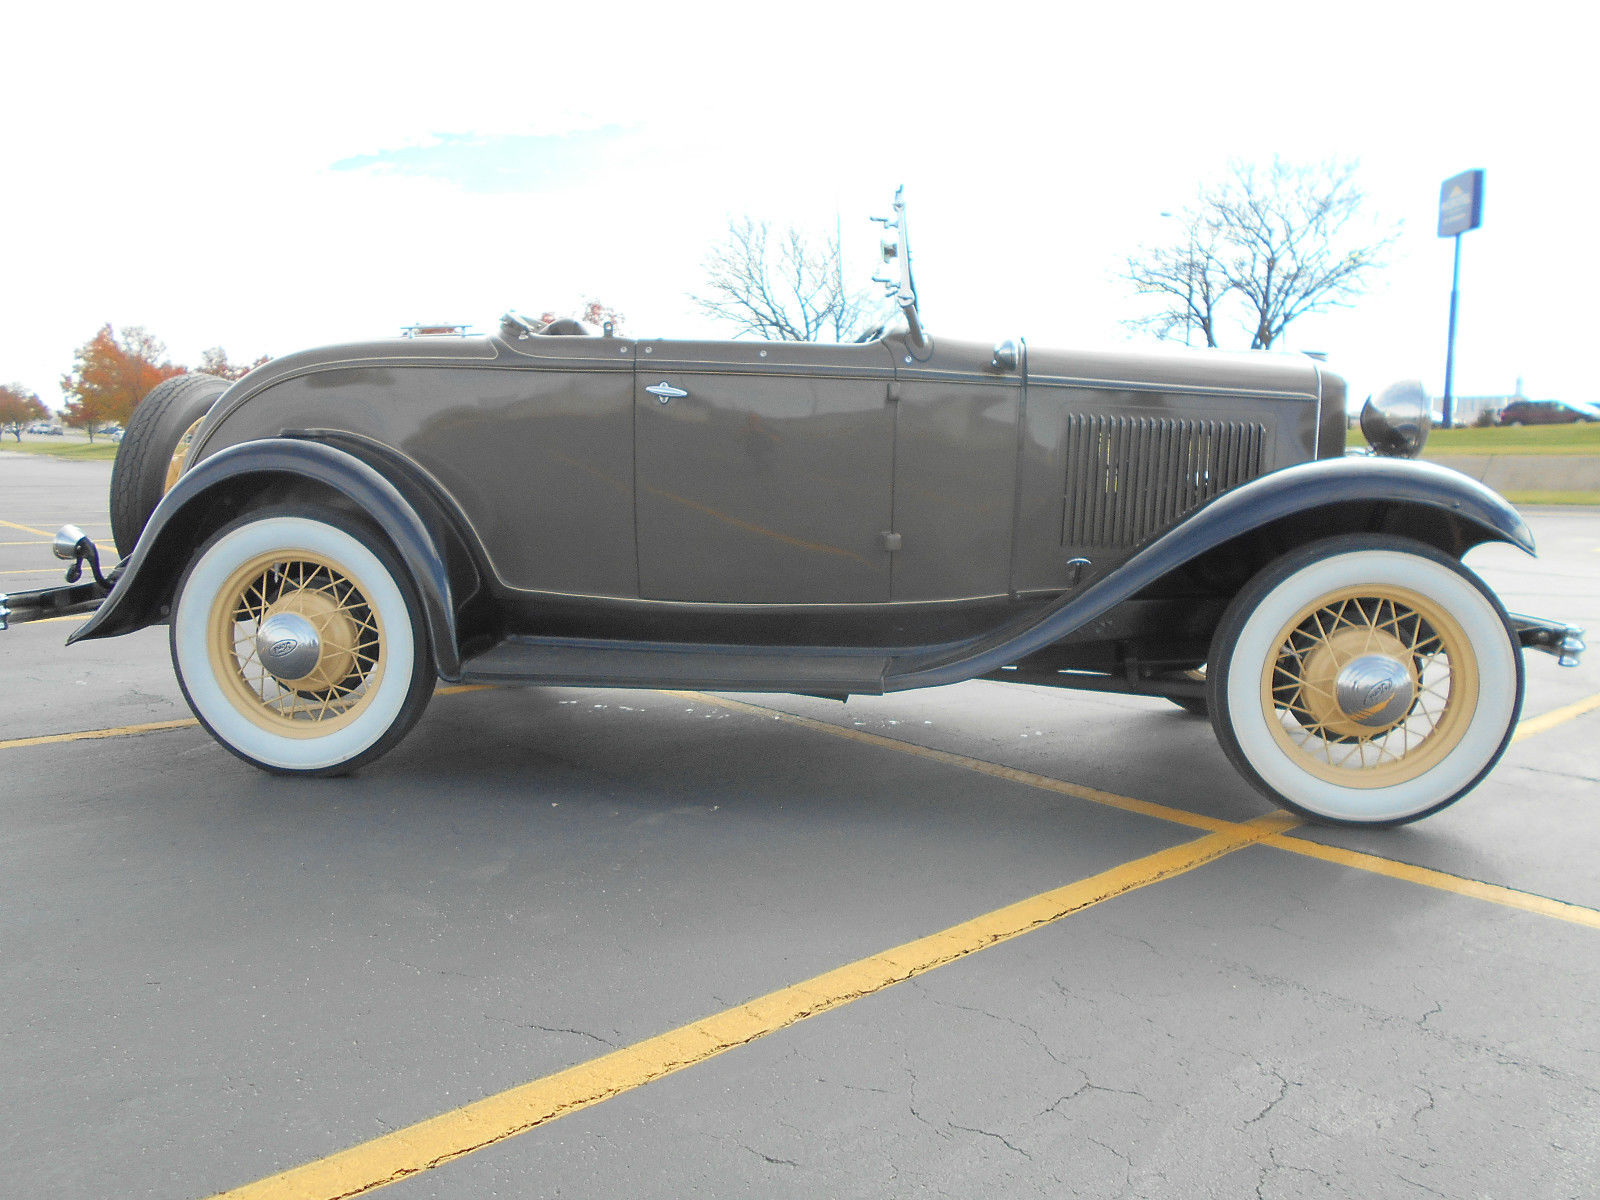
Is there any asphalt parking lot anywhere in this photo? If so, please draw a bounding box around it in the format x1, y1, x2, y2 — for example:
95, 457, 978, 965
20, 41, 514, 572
3, 451, 1598, 1200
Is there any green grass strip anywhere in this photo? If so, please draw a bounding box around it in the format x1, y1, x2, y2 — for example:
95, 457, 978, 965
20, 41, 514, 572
0, 440, 119, 461
1500, 489, 1600, 506
1423, 423, 1600, 455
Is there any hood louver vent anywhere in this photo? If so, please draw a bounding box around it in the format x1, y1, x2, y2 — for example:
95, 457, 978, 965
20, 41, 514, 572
1063, 414, 1268, 549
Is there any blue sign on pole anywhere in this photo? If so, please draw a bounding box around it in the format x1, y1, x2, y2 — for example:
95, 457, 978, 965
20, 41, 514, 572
1438, 170, 1485, 237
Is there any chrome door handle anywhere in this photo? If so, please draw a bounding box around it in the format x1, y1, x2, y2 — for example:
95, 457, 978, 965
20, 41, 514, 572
646, 381, 688, 403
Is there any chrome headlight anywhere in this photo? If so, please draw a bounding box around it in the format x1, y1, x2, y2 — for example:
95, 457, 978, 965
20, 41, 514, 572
1360, 380, 1431, 458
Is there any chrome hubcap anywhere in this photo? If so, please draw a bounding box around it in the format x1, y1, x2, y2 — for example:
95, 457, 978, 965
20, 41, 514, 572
1334, 653, 1415, 728
255, 612, 322, 683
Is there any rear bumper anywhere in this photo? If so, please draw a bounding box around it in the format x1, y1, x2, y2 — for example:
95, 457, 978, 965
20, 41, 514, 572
1512, 613, 1586, 668
0, 580, 109, 630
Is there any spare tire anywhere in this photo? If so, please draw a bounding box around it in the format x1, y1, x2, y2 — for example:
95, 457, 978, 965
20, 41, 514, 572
110, 373, 231, 556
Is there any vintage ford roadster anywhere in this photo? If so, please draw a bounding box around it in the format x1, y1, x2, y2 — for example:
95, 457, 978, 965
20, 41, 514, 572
3, 191, 1584, 826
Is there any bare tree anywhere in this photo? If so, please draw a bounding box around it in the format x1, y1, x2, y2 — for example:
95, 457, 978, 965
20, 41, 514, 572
1125, 158, 1399, 350
692, 218, 877, 342
1123, 209, 1234, 348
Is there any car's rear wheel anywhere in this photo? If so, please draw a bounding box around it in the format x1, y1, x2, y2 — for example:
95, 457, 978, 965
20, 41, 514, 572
1208, 535, 1521, 826
110, 373, 232, 556
170, 509, 435, 775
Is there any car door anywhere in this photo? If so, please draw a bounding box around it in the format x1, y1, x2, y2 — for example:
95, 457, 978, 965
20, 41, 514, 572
411, 333, 640, 598
886, 336, 1024, 602
634, 339, 896, 604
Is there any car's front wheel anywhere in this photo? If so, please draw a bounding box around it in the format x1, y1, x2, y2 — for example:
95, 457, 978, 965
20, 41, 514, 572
1207, 535, 1522, 826
170, 509, 436, 775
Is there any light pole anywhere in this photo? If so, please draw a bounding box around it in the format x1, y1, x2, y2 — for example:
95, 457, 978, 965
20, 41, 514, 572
1437, 170, 1485, 429
1443, 234, 1463, 425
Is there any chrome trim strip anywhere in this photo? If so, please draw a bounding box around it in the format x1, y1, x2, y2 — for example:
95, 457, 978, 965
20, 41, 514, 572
1311, 361, 1324, 458
1029, 375, 1315, 401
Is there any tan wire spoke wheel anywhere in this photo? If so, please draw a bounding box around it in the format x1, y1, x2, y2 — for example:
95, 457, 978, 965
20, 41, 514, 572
1264, 584, 1478, 785
207, 549, 387, 737
1211, 538, 1521, 826
163, 416, 207, 494
171, 513, 434, 774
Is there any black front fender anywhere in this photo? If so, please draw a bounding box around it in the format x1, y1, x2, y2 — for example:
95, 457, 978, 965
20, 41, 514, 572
889, 456, 1533, 690
68, 439, 463, 678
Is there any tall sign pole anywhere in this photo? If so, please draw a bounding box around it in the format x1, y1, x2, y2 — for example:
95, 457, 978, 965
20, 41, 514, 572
1438, 169, 1485, 428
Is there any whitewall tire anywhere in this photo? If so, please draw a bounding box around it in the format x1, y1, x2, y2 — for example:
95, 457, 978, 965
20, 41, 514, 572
170, 510, 435, 775
1208, 535, 1522, 826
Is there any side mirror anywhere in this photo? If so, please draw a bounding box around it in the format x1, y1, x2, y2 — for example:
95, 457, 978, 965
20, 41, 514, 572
1360, 380, 1431, 458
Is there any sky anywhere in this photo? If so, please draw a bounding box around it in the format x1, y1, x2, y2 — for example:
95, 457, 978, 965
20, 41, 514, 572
4, 1, 1594, 417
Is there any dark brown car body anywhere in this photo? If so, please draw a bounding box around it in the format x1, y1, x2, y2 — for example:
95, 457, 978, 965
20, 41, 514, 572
2, 269, 1576, 828
74, 323, 1540, 697
3, 188, 1580, 823
200, 331, 1341, 607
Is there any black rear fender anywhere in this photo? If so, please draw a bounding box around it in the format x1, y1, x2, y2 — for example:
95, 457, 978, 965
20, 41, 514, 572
69, 439, 483, 679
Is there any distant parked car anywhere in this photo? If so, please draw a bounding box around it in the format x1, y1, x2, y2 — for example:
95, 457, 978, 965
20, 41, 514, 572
1498, 399, 1600, 426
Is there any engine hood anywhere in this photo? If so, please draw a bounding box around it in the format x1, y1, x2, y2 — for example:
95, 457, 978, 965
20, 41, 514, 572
1023, 342, 1323, 401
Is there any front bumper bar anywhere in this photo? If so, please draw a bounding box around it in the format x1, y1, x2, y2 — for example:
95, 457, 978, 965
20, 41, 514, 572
1512, 613, 1587, 668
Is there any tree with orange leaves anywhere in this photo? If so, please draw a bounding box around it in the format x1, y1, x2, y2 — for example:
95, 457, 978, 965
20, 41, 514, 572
0, 384, 48, 441
60, 325, 185, 441
196, 346, 271, 381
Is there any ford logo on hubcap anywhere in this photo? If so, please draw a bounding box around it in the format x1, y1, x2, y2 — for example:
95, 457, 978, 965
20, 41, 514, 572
1335, 654, 1414, 728
254, 613, 323, 683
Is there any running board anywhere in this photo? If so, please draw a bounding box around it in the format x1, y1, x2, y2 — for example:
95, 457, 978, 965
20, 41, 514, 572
458, 635, 890, 694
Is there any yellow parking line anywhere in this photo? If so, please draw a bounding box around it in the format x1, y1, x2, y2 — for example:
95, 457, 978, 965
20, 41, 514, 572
662, 691, 1231, 834
0, 540, 114, 550
1512, 691, 1600, 741
0, 686, 500, 751
4, 683, 1593, 933
674, 692, 1600, 931
208, 811, 1297, 1200
1259, 835, 1600, 930
6, 683, 1594, 1196
0, 719, 199, 751
0, 518, 53, 537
